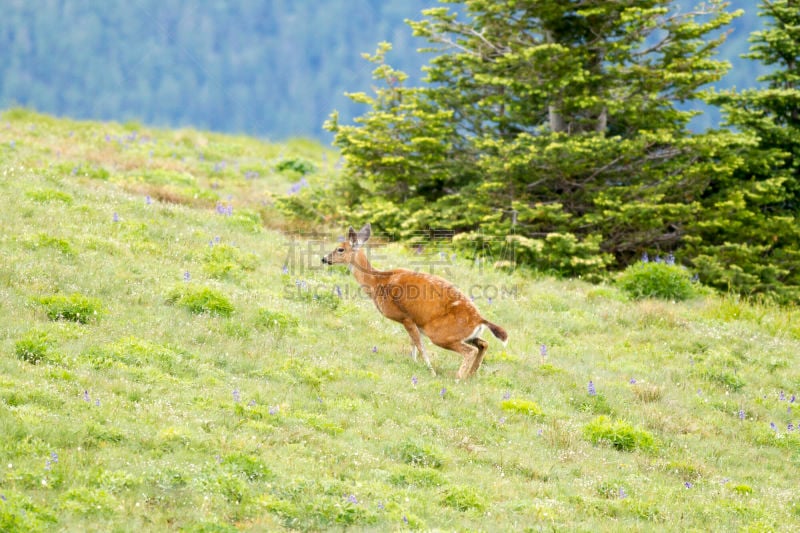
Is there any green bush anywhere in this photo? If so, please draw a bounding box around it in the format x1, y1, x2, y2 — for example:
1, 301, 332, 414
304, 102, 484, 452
255, 309, 299, 334
394, 441, 444, 469
203, 243, 257, 280
440, 485, 486, 512
616, 261, 698, 301
221, 453, 274, 482
275, 157, 316, 176
36, 293, 104, 323
500, 398, 544, 417
14, 331, 52, 364
583, 416, 656, 452
166, 285, 234, 316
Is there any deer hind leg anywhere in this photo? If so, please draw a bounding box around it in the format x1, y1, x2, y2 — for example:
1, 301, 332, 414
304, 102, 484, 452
433, 340, 479, 380
402, 320, 435, 376
467, 338, 489, 375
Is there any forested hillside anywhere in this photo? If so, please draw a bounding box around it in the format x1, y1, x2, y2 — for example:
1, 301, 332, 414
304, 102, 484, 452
0, 0, 764, 140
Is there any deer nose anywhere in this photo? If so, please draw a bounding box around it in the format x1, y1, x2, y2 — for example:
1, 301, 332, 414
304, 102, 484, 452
321, 256, 329, 264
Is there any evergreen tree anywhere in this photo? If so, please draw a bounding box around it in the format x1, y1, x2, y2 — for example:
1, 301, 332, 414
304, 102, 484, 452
697, 0, 800, 301
324, 0, 741, 279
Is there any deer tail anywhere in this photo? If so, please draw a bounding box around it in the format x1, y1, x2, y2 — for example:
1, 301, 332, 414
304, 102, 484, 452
484, 320, 508, 346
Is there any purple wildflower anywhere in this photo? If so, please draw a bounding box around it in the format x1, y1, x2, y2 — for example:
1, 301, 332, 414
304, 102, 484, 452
113, 212, 119, 222
738, 409, 745, 421
83, 390, 90, 402
412, 376, 418, 387
537, 429, 543, 436
347, 494, 358, 505
372, 346, 378, 353
629, 378, 637, 384
588, 381, 596, 396
145, 195, 152, 205
503, 390, 511, 400
402, 516, 408, 524
184, 271, 191, 282
498, 416, 506, 424
335, 285, 342, 298
770, 422, 777, 431
95, 399, 100, 407
233, 389, 241, 403
641, 252, 649, 263
780, 391, 786, 402
45, 460, 51, 471
377, 501, 385, 511
0, 494, 6, 501
487, 297, 493, 304
282, 265, 289, 275
684, 482, 693, 489
248, 399, 256, 407
666, 253, 675, 265
619, 487, 627, 499
788, 423, 795, 432
440, 387, 446, 398
540, 344, 547, 358
269, 406, 278, 415
51, 452, 58, 463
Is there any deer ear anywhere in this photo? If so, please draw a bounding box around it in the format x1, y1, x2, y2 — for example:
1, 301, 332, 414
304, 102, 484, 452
357, 223, 372, 245
348, 226, 358, 247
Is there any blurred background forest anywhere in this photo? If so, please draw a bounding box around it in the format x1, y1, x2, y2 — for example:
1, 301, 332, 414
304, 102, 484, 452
0, 0, 767, 141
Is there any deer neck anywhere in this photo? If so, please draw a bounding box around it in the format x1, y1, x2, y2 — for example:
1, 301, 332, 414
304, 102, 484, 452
350, 248, 383, 289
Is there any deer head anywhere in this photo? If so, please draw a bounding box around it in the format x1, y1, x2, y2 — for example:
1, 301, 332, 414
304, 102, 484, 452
321, 223, 371, 266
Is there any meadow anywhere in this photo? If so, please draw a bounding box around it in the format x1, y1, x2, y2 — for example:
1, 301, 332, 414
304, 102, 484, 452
1, 109, 799, 531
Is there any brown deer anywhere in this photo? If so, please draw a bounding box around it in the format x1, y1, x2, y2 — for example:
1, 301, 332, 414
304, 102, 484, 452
322, 223, 508, 379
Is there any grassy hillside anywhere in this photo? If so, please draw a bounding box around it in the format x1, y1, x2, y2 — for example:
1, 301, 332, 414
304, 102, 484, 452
1, 109, 800, 531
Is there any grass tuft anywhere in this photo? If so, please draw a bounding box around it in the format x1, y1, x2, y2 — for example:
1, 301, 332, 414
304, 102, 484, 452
584, 416, 656, 452
35, 293, 104, 323
166, 285, 234, 316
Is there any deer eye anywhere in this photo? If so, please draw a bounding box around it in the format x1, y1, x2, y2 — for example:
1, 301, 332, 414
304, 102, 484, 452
337, 248, 345, 253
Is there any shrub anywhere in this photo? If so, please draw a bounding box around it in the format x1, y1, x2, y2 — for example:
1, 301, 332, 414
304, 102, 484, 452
500, 398, 544, 417
203, 243, 257, 280
275, 157, 316, 176
255, 309, 298, 335
36, 293, 104, 323
14, 331, 52, 364
616, 261, 698, 301
583, 416, 656, 452
440, 485, 486, 512
221, 453, 274, 482
394, 441, 444, 469
166, 285, 234, 316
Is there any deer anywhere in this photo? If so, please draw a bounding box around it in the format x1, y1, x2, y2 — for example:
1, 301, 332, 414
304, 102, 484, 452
321, 223, 508, 380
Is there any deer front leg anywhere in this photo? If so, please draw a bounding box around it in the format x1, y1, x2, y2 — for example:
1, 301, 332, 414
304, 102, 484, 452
401, 320, 435, 376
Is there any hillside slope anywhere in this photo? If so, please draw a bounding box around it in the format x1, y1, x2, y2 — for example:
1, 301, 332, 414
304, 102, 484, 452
1, 110, 799, 531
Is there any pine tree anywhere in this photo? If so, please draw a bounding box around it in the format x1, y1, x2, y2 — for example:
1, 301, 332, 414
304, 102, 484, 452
324, 0, 741, 279
698, 0, 800, 301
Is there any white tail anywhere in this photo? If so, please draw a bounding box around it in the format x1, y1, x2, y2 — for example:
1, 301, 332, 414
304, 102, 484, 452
322, 223, 508, 379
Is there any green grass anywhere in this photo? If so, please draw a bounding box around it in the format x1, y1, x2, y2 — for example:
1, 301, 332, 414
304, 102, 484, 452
2, 108, 800, 531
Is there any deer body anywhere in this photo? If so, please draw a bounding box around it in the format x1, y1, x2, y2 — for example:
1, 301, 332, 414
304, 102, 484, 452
322, 224, 508, 379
